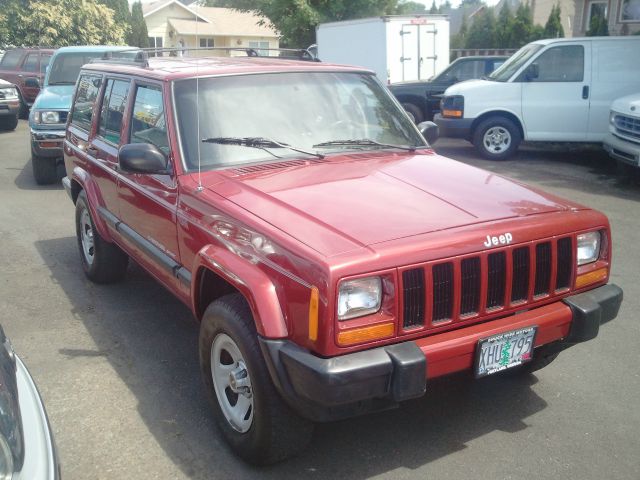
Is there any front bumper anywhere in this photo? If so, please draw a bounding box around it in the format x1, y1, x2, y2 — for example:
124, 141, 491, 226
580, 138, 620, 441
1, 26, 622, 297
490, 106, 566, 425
0, 100, 20, 117
14, 356, 60, 480
603, 132, 640, 167
434, 113, 474, 139
261, 284, 622, 422
30, 128, 65, 158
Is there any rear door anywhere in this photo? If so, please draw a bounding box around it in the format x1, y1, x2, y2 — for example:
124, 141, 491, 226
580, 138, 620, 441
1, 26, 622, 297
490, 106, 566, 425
400, 24, 419, 82
519, 43, 591, 141
21, 52, 50, 103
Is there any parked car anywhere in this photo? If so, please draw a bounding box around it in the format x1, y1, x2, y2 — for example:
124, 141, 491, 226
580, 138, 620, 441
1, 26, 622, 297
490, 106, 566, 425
603, 92, 640, 174
29, 46, 133, 185
0, 78, 20, 131
0, 48, 54, 117
435, 36, 640, 160
63, 51, 622, 465
0, 325, 60, 479
390, 55, 507, 123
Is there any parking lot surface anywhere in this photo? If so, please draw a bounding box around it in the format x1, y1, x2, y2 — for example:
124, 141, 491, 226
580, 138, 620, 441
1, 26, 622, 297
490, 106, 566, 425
1, 120, 639, 479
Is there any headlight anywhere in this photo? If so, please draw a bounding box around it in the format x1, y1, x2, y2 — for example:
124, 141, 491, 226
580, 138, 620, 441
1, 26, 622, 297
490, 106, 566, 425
34, 111, 60, 124
609, 112, 617, 126
337, 276, 382, 320
577, 231, 601, 266
441, 95, 464, 118
0, 87, 18, 100
0, 433, 13, 480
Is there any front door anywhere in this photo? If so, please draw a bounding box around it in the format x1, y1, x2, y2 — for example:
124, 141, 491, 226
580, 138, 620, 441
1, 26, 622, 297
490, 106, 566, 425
520, 43, 592, 141
117, 82, 183, 294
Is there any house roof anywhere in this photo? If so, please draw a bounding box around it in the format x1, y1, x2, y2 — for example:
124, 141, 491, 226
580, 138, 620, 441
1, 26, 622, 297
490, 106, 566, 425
143, 1, 278, 37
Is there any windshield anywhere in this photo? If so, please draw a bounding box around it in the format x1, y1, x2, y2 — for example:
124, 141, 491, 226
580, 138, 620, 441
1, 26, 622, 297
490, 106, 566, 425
487, 44, 543, 82
174, 72, 425, 171
46, 51, 136, 86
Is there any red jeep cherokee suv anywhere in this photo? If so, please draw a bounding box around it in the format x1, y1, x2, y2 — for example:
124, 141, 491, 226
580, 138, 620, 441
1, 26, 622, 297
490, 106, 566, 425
62, 52, 622, 465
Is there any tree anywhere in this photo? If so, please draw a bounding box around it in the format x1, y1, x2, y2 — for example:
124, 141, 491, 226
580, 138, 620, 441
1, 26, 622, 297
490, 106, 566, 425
451, 15, 468, 49
510, 2, 534, 47
396, 1, 428, 14
544, 4, 564, 38
429, 1, 438, 14
465, 8, 497, 48
495, 3, 515, 48
586, 12, 609, 36
0, 0, 125, 46
100, 0, 132, 40
128, 1, 149, 48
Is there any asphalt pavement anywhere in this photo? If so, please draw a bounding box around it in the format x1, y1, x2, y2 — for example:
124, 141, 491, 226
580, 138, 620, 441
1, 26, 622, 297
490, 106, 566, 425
1, 120, 638, 479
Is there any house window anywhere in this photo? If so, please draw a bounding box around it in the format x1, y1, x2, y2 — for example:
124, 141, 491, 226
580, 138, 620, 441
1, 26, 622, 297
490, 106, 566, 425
620, 0, 640, 21
248, 41, 269, 56
199, 38, 214, 48
148, 36, 163, 56
585, 1, 608, 30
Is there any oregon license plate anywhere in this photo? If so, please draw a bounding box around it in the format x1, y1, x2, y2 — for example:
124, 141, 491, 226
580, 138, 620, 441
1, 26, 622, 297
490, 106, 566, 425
475, 326, 537, 378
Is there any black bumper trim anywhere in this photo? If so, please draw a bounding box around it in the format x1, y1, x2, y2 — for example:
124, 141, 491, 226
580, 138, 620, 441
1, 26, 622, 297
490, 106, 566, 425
434, 114, 474, 139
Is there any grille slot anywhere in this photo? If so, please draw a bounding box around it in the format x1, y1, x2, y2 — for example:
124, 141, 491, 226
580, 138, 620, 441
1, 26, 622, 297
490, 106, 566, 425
534, 242, 552, 296
555, 238, 572, 290
460, 258, 481, 316
486, 252, 506, 309
402, 268, 425, 328
511, 247, 530, 302
432, 263, 453, 322
614, 114, 640, 141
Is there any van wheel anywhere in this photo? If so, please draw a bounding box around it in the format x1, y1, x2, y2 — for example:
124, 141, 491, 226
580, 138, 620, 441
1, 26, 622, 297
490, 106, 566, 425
75, 190, 128, 283
32, 153, 58, 185
0, 115, 18, 131
473, 116, 521, 160
402, 103, 424, 124
199, 294, 313, 465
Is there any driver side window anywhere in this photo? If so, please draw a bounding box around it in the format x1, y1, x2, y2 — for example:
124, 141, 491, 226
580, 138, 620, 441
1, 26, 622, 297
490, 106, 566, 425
528, 46, 584, 82
129, 84, 169, 154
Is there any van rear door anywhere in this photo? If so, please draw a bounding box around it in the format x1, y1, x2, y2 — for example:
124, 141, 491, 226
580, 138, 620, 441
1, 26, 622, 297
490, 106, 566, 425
519, 43, 591, 141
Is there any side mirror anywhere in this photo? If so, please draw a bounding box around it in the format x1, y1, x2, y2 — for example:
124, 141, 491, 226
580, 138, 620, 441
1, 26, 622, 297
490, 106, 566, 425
25, 77, 40, 88
526, 63, 539, 81
418, 121, 439, 145
118, 143, 169, 174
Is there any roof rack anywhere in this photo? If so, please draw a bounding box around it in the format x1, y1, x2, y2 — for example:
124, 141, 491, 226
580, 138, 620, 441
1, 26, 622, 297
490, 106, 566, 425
94, 49, 149, 67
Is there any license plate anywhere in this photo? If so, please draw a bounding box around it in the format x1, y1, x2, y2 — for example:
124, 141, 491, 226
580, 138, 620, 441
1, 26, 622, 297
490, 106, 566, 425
474, 326, 537, 378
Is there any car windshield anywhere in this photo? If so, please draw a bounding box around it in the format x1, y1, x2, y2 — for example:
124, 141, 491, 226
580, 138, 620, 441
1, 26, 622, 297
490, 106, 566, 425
173, 72, 425, 171
487, 44, 543, 82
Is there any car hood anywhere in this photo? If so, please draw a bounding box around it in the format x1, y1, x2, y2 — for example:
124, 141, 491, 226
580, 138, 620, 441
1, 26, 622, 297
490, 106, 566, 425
0, 78, 14, 87
205, 151, 583, 256
31, 85, 74, 111
444, 78, 497, 96
611, 93, 640, 118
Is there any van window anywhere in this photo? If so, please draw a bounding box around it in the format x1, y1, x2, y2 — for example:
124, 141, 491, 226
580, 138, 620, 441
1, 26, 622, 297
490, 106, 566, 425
70, 74, 103, 131
529, 46, 584, 82
98, 79, 130, 144
130, 85, 169, 154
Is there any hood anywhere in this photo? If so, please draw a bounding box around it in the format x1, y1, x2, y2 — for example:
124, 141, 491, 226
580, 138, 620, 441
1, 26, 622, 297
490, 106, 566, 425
444, 78, 497, 96
611, 93, 640, 118
205, 152, 582, 257
0, 78, 14, 87
31, 85, 74, 111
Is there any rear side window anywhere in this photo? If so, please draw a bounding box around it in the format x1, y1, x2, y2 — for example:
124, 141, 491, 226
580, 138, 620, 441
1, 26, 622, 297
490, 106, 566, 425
98, 79, 130, 144
0, 50, 22, 69
529, 45, 584, 82
23, 53, 47, 72
71, 74, 103, 131
130, 85, 169, 154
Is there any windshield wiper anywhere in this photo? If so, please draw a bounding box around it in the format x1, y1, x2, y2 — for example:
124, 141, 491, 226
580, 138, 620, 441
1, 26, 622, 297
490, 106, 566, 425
313, 139, 418, 152
202, 136, 324, 159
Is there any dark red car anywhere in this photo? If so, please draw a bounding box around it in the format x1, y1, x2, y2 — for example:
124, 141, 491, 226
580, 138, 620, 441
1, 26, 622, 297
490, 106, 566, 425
0, 48, 54, 116
62, 52, 622, 465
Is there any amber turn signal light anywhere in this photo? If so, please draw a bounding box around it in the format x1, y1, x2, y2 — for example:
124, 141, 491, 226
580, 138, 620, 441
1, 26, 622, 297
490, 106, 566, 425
308, 286, 319, 341
575, 267, 608, 289
337, 322, 394, 346
442, 109, 463, 118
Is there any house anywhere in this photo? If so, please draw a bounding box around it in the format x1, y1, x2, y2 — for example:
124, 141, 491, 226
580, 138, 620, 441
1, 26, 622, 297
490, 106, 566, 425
498, 0, 640, 37
142, 0, 280, 56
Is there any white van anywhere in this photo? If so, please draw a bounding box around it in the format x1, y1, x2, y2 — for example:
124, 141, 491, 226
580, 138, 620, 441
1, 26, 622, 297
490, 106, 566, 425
603, 93, 640, 171
434, 36, 640, 160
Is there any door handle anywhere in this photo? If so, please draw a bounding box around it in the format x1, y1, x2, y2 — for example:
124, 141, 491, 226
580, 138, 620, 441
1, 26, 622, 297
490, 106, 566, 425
582, 85, 589, 99
86, 146, 99, 157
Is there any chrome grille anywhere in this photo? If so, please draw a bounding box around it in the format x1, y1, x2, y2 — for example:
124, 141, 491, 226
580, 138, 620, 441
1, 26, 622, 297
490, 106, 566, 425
614, 114, 640, 141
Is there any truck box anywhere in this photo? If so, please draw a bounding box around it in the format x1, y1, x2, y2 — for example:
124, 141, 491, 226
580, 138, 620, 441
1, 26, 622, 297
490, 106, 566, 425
317, 15, 450, 84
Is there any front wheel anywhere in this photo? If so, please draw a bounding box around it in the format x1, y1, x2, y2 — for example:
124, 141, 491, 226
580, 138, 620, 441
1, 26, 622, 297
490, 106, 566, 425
402, 102, 424, 124
0, 114, 18, 131
31, 153, 58, 185
473, 116, 522, 160
199, 294, 313, 465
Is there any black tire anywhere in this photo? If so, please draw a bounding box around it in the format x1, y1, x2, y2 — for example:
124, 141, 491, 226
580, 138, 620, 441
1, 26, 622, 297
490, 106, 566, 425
31, 153, 58, 185
17, 91, 29, 119
472, 116, 522, 160
75, 190, 128, 283
0, 114, 18, 131
402, 102, 424, 124
617, 160, 640, 185
199, 294, 313, 465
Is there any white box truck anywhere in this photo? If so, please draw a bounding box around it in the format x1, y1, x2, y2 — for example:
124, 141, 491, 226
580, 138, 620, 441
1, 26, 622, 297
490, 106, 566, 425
316, 15, 450, 84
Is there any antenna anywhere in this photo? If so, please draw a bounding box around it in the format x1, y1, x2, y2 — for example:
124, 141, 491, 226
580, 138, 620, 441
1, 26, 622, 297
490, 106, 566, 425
195, 2, 204, 193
